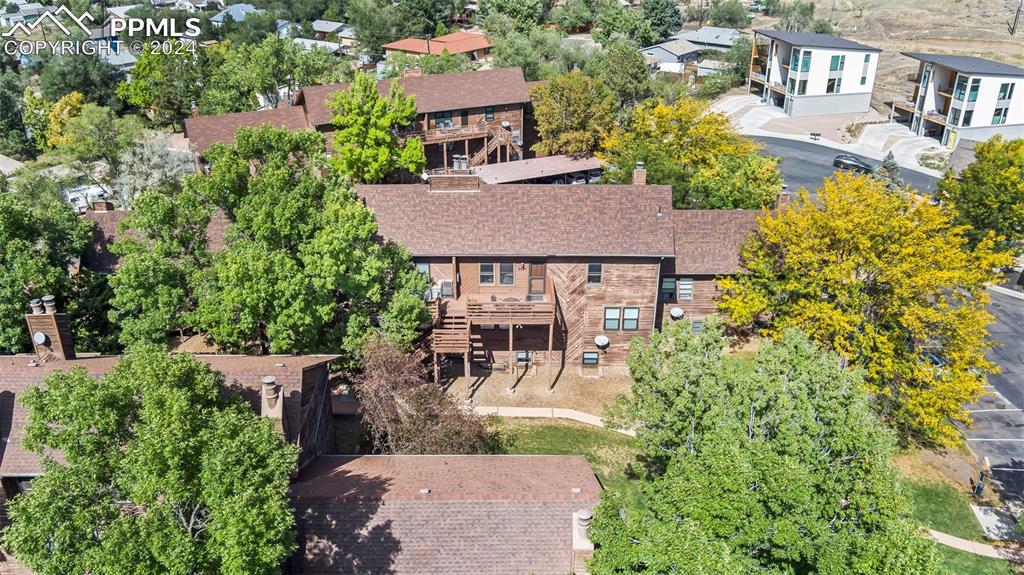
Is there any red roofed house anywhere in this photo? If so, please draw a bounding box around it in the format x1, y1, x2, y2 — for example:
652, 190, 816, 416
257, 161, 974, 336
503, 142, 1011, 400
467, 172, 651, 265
381, 31, 491, 60
184, 68, 532, 173
355, 168, 764, 382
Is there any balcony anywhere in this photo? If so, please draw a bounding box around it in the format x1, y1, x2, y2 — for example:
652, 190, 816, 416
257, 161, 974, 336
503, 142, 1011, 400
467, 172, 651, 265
937, 85, 955, 99
465, 298, 556, 325
893, 100, 916, 113
403, 122, 491, 143
922, 110, 947, 125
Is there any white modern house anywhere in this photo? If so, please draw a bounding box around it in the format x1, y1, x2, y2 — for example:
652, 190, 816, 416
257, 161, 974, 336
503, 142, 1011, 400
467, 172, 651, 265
893, 53, 1024, 148
748, 30, 880, 117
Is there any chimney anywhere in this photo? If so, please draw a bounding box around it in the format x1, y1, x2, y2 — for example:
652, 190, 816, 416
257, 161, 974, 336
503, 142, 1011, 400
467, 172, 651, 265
90, 200, 113, 212
403, 65, 422, 78
190, 100, 199, 118
632, 161, 646, 186
260, 375, 289, 438
571, 508, 595, 574
775, 187, 791, 211
25, 295, 76, 361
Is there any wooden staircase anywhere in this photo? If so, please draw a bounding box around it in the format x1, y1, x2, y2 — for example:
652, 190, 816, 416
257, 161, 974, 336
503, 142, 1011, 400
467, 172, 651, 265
469, 126, 522, 167
431, 309, 470, 354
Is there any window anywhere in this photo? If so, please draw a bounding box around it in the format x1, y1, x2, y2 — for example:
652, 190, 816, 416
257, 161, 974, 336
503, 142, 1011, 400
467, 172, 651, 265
484, 106, 495, 121
967, 78, 980, 102
953, 75, 968, 100
677, 277, 694, 300
826, 78, 842, 94
800, 51, 811, 72
692, 320, 704, 333
660, 277, 676, 301
622, 307, 640, 331
415, 261, 429, 276
860, 74, 867, 85
499, 262, 514, 285
948, 107, 961, 126
789, 47, 799, 67
603, 307, 621, 331
479, 262, 495, 285
993, 107, 1009, 125
998, 82, 1015, 100
587, 263, 603, 284
433, 110, 453, 128
962, 109, 973, 127
797, 80, 807, 95
516, 351, 531, 363
582, 351, 599, 365
829, 54, 845, 72
787, 78, 796, 94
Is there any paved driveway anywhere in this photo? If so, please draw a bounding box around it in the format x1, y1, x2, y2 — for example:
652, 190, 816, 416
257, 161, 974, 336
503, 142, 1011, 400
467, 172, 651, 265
753, 136, 940, 195
970, 290, 1024, 501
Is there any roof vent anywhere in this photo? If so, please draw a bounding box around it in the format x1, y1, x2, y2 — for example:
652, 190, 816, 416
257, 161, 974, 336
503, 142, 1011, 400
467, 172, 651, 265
419, 488, 431, 494
571, 487, 582, 494
669, 307, 684, 320
593, 335, 610, 350
32, 332, 47, 346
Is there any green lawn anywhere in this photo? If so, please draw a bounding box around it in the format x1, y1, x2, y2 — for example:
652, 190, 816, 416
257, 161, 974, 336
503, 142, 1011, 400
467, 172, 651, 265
905, 480, 988, 542
904, 480, 1017, 574
490, 417, 644, 505
935, 546, 1015, 575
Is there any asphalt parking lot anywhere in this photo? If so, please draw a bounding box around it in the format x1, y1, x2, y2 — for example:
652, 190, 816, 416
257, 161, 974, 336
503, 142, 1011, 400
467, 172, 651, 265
968, 290, 1024, 500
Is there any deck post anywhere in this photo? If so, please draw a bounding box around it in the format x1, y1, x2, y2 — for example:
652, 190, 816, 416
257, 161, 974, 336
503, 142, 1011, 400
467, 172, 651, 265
434, 352, 440, 384
483, 135, 488, 164
506, 324, 514, 394
464, 139, 469, 160
442, 142, 447, 169
464, 350, 471, 388
547, 321, 554, 392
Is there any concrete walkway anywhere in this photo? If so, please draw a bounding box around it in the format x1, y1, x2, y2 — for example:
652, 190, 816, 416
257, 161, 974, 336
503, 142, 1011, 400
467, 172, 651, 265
712, 95, 945, 177
473, 405, 636, 437
928, 529, 1022, 562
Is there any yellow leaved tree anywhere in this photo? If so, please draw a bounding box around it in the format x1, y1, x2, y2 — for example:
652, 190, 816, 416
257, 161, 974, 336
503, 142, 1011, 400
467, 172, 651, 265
718, 172, 1011, 446
599, 97, 782, 210
44, 91, 84, 150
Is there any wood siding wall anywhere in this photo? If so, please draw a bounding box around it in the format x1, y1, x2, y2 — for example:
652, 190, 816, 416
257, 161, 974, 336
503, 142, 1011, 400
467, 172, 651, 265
657, 275, 723, 327
297, 364, 336, 472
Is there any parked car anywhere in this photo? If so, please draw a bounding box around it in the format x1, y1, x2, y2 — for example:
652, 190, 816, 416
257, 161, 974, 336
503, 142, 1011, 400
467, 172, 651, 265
586, 169, 603, 183
832, 154, 873, 174
568, 172, 587, 185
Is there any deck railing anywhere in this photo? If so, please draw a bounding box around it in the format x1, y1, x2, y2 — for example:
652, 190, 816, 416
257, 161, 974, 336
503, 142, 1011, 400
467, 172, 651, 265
465, 300, 556, 325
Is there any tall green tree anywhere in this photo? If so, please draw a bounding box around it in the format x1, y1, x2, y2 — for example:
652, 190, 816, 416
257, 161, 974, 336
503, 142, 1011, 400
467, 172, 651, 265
116, 47, 215, 128
640, 0, 681, 41
593, 318, 939, 575
0, 71, 32, 159
599, 40, 652, 109
708, 0, 750, 27
718, 173, 1012, 446
328, 71, 426, 183
3, 349, 299, 575
0, 182, 91, 353
531, 71, 615, 156
39, 53, 121, 109
54, 104, 144, 183
478, 0, 544, 32
397, 0, 456, 37
592, 0, 657, 47
936, 135, 1024, 256
347, 0, 403, 55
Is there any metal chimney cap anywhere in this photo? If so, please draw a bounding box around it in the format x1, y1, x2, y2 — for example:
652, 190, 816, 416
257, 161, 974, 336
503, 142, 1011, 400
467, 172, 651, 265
32, 332, 47, 345
576, 508, 593, 520
261, 375, 277, 385
593, 335, 610, 349
41, 295, 55, 303
669, 307, 684, 320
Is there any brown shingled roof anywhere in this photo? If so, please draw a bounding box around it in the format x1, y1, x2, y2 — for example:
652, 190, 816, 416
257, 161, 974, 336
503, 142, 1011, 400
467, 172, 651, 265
672, 210, 760, 275
184, 106, 310, 156
293, 455, 600, 575
296, 67, 531, 127
0, 354, 336, 477
356, 183, 676, 257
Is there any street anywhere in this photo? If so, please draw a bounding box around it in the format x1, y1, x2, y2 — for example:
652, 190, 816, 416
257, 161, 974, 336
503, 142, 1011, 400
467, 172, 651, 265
752, 136, 940, 195
971, 289, 1024, 500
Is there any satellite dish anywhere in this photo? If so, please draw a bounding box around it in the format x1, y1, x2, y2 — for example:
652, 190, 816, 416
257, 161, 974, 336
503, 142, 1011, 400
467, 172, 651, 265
32, 331, 47, 346
669, 307, 684, 320
594, 335, 610, 349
